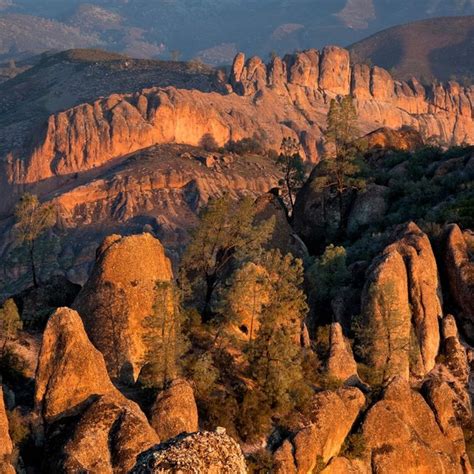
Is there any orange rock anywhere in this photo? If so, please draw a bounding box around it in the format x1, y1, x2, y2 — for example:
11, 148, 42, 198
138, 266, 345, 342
74, 233, 174, 383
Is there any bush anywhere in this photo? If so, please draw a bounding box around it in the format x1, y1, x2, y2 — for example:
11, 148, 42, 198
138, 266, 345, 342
200, 133, 219, 152
225, 137, 265, 155
237, 388, 272, 442
340, 433, 367, 459
7, 408, 30, 448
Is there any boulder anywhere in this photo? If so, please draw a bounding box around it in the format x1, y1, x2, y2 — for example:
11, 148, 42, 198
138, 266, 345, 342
60, 393, 160, 474
74, 233, 174, 383
442, 225, 474, 338
130, 430, 247, 473
327, 322, 358, 383
0, 387, 15, 474
362, 377, 468, 473
150, 379, 199, 442
347, 184, 389, 235
35, 307, 159, 473
274, 388, 365, 472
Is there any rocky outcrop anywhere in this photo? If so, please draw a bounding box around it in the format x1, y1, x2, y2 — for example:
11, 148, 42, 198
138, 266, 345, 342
35, 307, 159, 473
360, 223, 443, 381
362, 377, 470, 473
0, 387, 15, 474
327, 322, 358, 383
321, 457, 369, 474
442, 224, 474, 338
74, 233, 173, 383
274, 388, 365, 473
130, 430, 247, 473
150, 379, 199, 442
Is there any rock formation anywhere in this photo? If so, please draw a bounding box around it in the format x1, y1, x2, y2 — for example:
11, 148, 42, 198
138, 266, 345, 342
35, 307, 159, 473
0, 387, 15, 474
442, 224, 474, 338
74, 233, 174, 383
274, 387, 365, 473
326, 322, 358, 383
35, 307, 117, 422
360, 223, 443, 381
130, 430, 247, 474
150, 379, 199, 442
362, 377, 471, 473
2, 47, 473, 218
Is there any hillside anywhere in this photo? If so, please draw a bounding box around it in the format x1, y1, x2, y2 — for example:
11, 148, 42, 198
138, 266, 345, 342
349, 16, 474, 83
0, 1, 473, 64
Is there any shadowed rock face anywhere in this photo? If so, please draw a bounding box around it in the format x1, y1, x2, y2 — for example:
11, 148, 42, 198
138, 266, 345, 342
0, 386, 15, 474
74, 233, 173, 383
35, 307, 159, 473
443, 224, 474, 339
130, 430, 247, 474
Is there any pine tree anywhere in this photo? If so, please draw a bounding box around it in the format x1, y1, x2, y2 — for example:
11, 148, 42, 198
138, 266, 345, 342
141, 281, 188, 389
319, 96, 365, 229
277, 137, 306, 215
248, 250, 309, 413
179, 195, 274, 321
0, 299, 22, 355
14, 194, 56, 288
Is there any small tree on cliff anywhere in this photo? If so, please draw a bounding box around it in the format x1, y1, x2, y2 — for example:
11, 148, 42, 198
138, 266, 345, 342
277, 137, 305, 215
14, 194, 56, 288
142, 281, 188, 389
179, 195, 274, 321
320, 96, 365, 229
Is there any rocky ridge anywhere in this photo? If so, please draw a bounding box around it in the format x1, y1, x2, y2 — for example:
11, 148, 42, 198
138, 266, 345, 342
1, 46, 473, 217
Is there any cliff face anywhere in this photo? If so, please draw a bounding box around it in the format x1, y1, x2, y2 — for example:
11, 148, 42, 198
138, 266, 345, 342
1, 46, 473, 215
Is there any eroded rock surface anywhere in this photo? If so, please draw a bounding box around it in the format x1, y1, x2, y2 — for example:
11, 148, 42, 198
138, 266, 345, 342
130, 430, 247, 474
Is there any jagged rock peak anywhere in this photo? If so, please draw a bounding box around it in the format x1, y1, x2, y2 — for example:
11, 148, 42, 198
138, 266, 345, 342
130, 429, 248, 473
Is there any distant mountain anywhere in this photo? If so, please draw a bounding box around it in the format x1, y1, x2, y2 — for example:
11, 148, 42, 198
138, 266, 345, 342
0, 1, 473, 64
349, 16, 474, 83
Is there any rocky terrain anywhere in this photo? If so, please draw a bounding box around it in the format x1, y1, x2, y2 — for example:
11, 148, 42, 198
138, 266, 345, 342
0, 13, 472, 472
